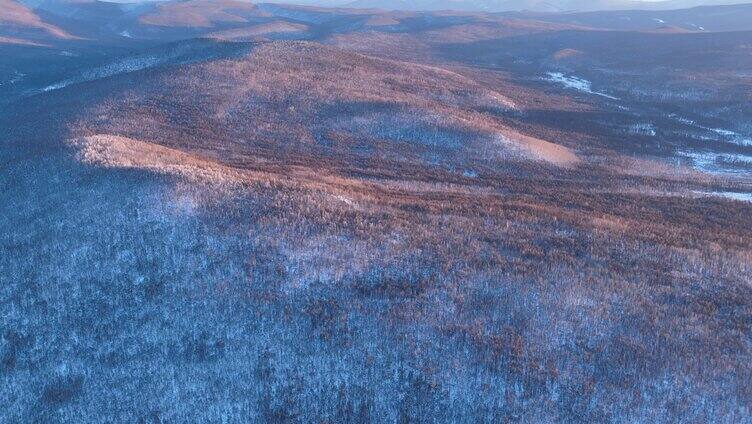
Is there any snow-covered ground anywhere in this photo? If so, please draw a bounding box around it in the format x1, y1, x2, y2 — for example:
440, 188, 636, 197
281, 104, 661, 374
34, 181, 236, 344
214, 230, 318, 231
35, 43, 251, 96
41, 55, 165, 92
695, 191, 752, 203
704, 127, 752, 147
39, 46, 206, 94
664, 113, 752, 174
679, 150, 752, 175
668, 114, 752, 146
41, 81, 72, 92
668, 114, 694, 126
0, 71, 25, 87
628, 123, 656, 136
544, 72, 619, 100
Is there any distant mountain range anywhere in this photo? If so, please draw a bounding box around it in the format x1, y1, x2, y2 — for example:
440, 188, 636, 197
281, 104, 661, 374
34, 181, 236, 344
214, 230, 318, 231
4, 0, 752, 47
11, 0, 752, 13
273, 0, 751, 12
338, 0, 744, 12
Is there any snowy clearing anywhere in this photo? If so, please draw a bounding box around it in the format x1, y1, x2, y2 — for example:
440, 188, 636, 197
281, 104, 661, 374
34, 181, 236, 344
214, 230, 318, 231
544, 72, 619, 100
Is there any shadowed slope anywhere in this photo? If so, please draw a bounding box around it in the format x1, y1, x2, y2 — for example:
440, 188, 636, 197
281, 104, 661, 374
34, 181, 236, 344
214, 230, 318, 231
207, 20, 310, 41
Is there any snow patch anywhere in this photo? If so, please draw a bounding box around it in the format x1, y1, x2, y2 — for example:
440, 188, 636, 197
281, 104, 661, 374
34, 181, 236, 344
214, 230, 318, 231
709, 127, 736, 137
668, 114, 694, 125
0, 71, 25, 86
544, 72, 619, 100
668, 114, 752, 147
699, 127, 752, 147
42, 81, 71, 92
628, 123, 656, 137
695, 191, 752, 203
679, 150, 752, 175
332, 194, 356, 207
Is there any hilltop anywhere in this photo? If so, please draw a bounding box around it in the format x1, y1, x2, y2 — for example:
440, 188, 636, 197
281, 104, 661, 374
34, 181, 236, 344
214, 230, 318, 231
0, 0, 73, 44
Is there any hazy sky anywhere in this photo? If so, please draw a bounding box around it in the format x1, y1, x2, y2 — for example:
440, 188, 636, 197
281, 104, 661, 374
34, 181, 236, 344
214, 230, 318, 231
258, 0, 741, 6
75, 0, 745, 10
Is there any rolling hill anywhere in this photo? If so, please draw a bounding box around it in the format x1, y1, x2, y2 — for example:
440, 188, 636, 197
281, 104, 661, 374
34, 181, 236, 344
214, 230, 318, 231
48, 40, 572, 187
137, 0, 267, 27
508, 2, 752, 32
0, 0, 72, 44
